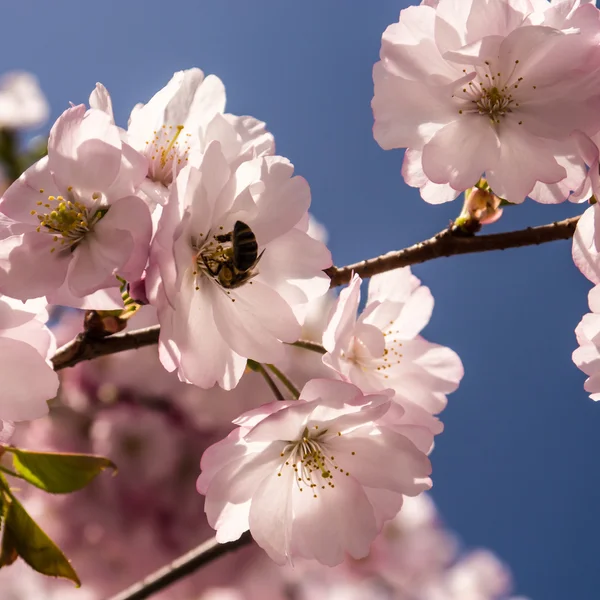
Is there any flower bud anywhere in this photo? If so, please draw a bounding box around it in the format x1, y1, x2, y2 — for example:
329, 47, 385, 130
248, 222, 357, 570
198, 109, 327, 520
454, 185, 503, 233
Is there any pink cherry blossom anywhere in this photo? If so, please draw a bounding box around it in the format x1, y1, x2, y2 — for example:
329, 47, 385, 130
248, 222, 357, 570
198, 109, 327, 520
0, 419, 14, 443
149, 140, 331, 390
573, 284, 600, 400
0, 295, 58, 422
91, 68, 274, 207
422, 550, 515, 600
572, 203, 600, 284
197, 378, 436, 566
0, 104, 152, 305
402, 148, 462, 204
323, 269, 463, 414
373, 0, 600, 203
0, 71, 49, 129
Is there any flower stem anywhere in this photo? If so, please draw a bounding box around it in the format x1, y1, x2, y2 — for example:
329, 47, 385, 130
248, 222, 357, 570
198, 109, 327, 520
289, 339, 327, 355
266, 364, 300, 399
253, 363, 285, 401
0, 465, 23, 481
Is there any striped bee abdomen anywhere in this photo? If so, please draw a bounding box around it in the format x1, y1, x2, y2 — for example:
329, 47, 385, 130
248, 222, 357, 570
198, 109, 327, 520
233, 221, 259, 271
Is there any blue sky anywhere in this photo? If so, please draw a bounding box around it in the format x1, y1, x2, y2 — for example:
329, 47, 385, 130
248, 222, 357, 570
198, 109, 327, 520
1, 1, 598, 598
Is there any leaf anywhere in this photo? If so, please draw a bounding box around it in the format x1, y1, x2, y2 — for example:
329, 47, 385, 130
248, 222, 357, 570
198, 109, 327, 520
0, 495, 18, 568
1, 494, 80, 584
0, 492, 17, 568
8, 448, 116, 494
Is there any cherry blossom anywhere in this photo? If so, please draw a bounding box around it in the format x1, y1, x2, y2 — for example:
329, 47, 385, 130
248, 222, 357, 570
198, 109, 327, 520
573, 284, 600, 400
572, 203, 600, 284
0, 419, 14, 443
402, 148, 461, 204
0, 104, 152, 304
0, 295, 58, 422
91, 69, 274, 208
422, 551, 516, 600
197, 378, 436, 566
0, 71, 49, 129
148, 140, 331, 390
323, 269, 463, 414
372, 0, 600, 203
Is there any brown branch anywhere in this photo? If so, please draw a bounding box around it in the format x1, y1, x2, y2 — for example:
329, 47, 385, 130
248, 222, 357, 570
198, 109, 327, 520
50, 216, 579, 373
107, 532, 253, 600
51, 325, 160, 371
325, 216, 580, 287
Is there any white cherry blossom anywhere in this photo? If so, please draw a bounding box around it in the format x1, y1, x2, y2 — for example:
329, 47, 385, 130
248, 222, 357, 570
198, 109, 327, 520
323, 269, 463, 414
197, 379, 436, 566
373, 0, 600, 203
573, 284, 600, 400
0, 104, 151, 305
149, 141, 331, 390
0, 71, 49, 130
0, 295, 58, 422
91, 69, 274, 207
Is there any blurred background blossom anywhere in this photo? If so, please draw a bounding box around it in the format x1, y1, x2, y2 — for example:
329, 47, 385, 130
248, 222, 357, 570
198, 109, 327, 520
0, 1, 597, 598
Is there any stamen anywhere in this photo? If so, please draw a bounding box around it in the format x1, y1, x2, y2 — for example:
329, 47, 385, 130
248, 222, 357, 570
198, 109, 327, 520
33, 193, 105, 251
277, 428, 354, 495
160, 125, 185, 168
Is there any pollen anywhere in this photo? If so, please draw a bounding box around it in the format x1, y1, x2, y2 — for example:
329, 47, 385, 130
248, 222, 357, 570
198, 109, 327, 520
277, 427, 355, 495
454, 56, 530, 126
31, 191, 106, 252
144, 123, 190, 186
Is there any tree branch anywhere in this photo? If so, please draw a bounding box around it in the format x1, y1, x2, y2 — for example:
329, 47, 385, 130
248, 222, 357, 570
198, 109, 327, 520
51, 326, 160, 371
107, 532, 253, 600
50, 216, 579, 372
325, 216, 580, 287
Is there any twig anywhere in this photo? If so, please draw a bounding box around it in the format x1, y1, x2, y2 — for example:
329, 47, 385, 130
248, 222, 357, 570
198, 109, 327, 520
253, 363, 285, 401
50, 217, 579, 372
325, 216, 580, 287
51, 326, 160, 371
107, 532, 253, 600
266, 364, 300, 399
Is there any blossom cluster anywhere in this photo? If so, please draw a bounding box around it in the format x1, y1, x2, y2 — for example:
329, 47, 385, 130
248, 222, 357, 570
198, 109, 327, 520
0, 50, 464, 566
373, 0, 600, 206
3, 0, 600, 595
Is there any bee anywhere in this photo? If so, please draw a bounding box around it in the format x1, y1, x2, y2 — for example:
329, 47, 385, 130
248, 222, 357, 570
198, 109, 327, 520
203, 221, 264, 289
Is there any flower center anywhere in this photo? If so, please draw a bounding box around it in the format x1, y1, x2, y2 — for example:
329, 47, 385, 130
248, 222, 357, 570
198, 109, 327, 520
342, 322, 403, 380
476, 86, 514, 123
31, 192, 106, 252
278, 426, 355, 499
453, 59, 532, 126
145, 124, 191, 186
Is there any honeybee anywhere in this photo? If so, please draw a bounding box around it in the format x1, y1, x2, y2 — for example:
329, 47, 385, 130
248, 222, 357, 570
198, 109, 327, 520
203, 221, 264, 289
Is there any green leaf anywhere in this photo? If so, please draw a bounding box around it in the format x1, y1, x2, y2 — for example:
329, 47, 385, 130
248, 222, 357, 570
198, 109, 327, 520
0, 494, 80, 584
8, 448, 116, 494
0, 495, 18, 568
